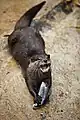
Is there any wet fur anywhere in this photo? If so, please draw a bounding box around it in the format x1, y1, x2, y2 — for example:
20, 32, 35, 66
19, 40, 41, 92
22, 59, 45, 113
7, 1, 52, 107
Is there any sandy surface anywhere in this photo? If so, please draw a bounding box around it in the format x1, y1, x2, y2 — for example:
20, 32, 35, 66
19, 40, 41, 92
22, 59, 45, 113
0, 0, 80, 120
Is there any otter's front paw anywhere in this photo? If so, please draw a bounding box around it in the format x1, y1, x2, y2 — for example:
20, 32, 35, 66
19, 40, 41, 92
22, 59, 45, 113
33, 95, 42, 109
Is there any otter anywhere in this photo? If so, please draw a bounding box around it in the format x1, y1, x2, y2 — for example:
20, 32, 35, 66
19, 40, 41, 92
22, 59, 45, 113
7, 1, 52, 109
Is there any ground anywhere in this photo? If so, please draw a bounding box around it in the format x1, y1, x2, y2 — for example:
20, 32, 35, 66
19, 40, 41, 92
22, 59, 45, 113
0, 0, 80, 120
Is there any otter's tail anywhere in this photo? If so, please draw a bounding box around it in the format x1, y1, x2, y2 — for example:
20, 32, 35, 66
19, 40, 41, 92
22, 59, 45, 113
15, 1, 46, 30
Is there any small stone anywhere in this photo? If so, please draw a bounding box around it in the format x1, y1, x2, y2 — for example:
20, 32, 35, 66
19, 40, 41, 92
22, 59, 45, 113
65, 92, 68, 96
40, 112, 46, 119
61, 110, 63, 112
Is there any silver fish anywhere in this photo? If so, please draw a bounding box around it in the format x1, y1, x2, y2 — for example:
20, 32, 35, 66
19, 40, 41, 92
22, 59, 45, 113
38, 82, 48, 105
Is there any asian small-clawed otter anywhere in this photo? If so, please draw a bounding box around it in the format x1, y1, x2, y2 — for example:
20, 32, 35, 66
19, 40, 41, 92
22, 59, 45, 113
7, 1, 52, 109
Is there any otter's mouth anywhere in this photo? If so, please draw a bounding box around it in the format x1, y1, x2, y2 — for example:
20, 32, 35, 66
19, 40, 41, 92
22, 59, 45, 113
40, 63, 51, 73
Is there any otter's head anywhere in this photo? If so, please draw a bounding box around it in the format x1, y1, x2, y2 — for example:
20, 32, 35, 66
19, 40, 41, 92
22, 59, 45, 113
29, 54, 51, 73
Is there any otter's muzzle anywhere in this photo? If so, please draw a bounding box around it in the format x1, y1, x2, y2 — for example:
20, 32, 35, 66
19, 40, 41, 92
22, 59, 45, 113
40, 62, 51, 73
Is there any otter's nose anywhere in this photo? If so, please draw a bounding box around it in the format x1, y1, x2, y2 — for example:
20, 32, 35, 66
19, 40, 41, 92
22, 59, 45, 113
44, 59, 47, 63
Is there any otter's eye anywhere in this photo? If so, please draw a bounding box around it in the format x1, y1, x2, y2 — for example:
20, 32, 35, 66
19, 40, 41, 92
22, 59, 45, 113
31, 58, 40, 62
31, 58, 35, 62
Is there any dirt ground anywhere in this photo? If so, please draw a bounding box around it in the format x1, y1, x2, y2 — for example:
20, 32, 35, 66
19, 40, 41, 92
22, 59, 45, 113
0, 0, 80, 120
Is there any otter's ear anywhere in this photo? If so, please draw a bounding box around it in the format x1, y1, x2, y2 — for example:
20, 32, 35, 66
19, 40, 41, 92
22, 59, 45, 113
28, 58, 31, 65
8, 36, 18, 48
47, 54, 50, 59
